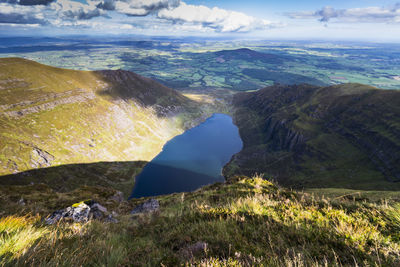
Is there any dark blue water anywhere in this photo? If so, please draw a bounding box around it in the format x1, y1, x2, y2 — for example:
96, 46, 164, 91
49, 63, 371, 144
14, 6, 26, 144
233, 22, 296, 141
130, 113, 243, 198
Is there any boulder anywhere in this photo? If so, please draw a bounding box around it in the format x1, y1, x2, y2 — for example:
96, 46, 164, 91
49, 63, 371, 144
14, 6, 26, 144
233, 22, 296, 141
131, 199, 159, 214
45, 200, 114, 225
71, 203, 91, 223
90, 203, 108, 220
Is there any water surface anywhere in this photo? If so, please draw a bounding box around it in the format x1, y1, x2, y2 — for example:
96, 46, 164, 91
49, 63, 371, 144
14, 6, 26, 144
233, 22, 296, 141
130, 113, 243, 198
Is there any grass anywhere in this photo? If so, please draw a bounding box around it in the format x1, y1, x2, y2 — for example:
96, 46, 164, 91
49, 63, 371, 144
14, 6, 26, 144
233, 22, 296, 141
0, 216, 48, 263
0, 175, 399, 266
0, 161, 147, 197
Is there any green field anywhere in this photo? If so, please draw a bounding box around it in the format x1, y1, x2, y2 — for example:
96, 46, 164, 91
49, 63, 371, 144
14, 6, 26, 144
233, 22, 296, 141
1, 38, 399, 91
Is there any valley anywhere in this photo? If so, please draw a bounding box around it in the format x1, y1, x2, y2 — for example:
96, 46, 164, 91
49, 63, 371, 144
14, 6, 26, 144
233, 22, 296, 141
2, 0, 400, 264
2, 38, 400, 91
1, 46, 400, 267
1, 57, 400, 196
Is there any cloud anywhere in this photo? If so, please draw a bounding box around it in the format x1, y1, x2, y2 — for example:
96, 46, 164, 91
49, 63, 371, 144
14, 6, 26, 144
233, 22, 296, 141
2, 0, 55, 5
90, 0, 180, 16
19, 0, 55, 5
0, 0, 278, 34
157, 2, 272, 32
288, 4, 400, 23
0, 3, 47, 24
49, 0, 103, 20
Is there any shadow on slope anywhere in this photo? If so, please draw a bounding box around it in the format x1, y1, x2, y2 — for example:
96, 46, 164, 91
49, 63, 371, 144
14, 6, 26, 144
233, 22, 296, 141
0, 161, 147, 197
95, 69, 196, 113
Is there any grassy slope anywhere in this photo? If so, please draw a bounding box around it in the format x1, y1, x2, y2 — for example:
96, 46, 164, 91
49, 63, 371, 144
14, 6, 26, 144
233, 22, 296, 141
0, 161, 147, 197
228, 83, 400, 191
0, 176, 399, 266
0, 58, 208, 176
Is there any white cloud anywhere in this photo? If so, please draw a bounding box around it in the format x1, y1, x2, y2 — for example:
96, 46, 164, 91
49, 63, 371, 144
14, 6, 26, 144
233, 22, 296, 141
90, 0, 180, 16
157, 2, 272, 32
288, 3, 400, 23
0, 0, 278, 34
49, 0, 103, 20
0, 3, 47, 24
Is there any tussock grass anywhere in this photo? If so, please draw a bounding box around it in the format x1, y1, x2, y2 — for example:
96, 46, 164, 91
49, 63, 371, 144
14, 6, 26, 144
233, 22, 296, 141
1, 176, 399, 266
386, 203, 400, 230
0, 216, 48, 263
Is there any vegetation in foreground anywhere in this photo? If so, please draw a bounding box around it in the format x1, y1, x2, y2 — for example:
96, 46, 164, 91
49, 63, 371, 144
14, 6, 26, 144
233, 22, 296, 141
1, 175, 400, 266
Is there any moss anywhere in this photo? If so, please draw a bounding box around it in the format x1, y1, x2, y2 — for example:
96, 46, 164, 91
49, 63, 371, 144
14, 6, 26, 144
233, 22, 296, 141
71, 200, 92, 208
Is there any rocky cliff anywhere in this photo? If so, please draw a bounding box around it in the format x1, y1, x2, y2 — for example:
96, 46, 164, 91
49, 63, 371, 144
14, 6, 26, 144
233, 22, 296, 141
227, 83, 400, 190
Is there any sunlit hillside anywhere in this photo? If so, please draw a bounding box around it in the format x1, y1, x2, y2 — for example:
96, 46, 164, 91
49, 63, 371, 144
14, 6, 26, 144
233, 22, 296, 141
0, 58, 212, 176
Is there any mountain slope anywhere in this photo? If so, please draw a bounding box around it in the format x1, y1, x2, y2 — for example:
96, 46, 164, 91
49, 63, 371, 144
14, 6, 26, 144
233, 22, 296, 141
0, 58, 202, 176
1, 175, 399, 266
226, 83, 400, 190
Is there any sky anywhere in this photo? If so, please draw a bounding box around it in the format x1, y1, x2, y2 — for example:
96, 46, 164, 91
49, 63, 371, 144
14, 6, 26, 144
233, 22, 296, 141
0, 0, 400, 41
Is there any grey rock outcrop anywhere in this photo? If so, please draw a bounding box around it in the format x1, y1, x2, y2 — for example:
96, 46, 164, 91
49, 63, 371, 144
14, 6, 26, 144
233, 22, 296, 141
131, 199, 159, 214
45, 200, 115, 225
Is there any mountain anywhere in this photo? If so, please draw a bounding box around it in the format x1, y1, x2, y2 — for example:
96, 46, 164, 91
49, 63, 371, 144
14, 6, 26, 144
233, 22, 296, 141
214, 48, 327, 87
0, 58, 204, 176
226, 83, 400, 190
215, 48, 285, 64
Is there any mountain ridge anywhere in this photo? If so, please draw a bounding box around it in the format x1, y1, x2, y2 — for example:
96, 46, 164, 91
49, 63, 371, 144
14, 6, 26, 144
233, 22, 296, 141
0, 57, 205, 176
226, 83, 400, 190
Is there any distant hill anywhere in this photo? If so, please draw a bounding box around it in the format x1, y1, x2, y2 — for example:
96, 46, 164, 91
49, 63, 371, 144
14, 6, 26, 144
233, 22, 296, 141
215, 48, 285, 65
226, 83, 400, 190
0, 58, 201, 176
214, 48, 326, 87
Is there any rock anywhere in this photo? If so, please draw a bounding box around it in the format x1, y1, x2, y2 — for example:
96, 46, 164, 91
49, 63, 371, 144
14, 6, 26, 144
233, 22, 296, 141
45, 200, 111, 225
18, 198, 25, 206
45, 208, 72, 225
71, 203, 90, 223
105, 214, 118, 223
109, 191, 124, 202
91, 203, 108, 213
30, 147, 55, 168
90, 203, 108, 220
131, 199, 159, 215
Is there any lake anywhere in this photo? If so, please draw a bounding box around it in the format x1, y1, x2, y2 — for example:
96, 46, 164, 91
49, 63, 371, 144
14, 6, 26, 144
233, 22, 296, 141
130, 113, 243, 198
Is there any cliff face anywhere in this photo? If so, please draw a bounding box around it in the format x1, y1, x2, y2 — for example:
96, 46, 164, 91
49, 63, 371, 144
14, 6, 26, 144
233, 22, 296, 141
0, 58, 199, 176
227, 83, 400, 190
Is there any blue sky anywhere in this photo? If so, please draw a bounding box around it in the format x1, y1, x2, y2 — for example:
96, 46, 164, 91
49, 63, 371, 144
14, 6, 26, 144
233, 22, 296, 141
1, 0, 400, 41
